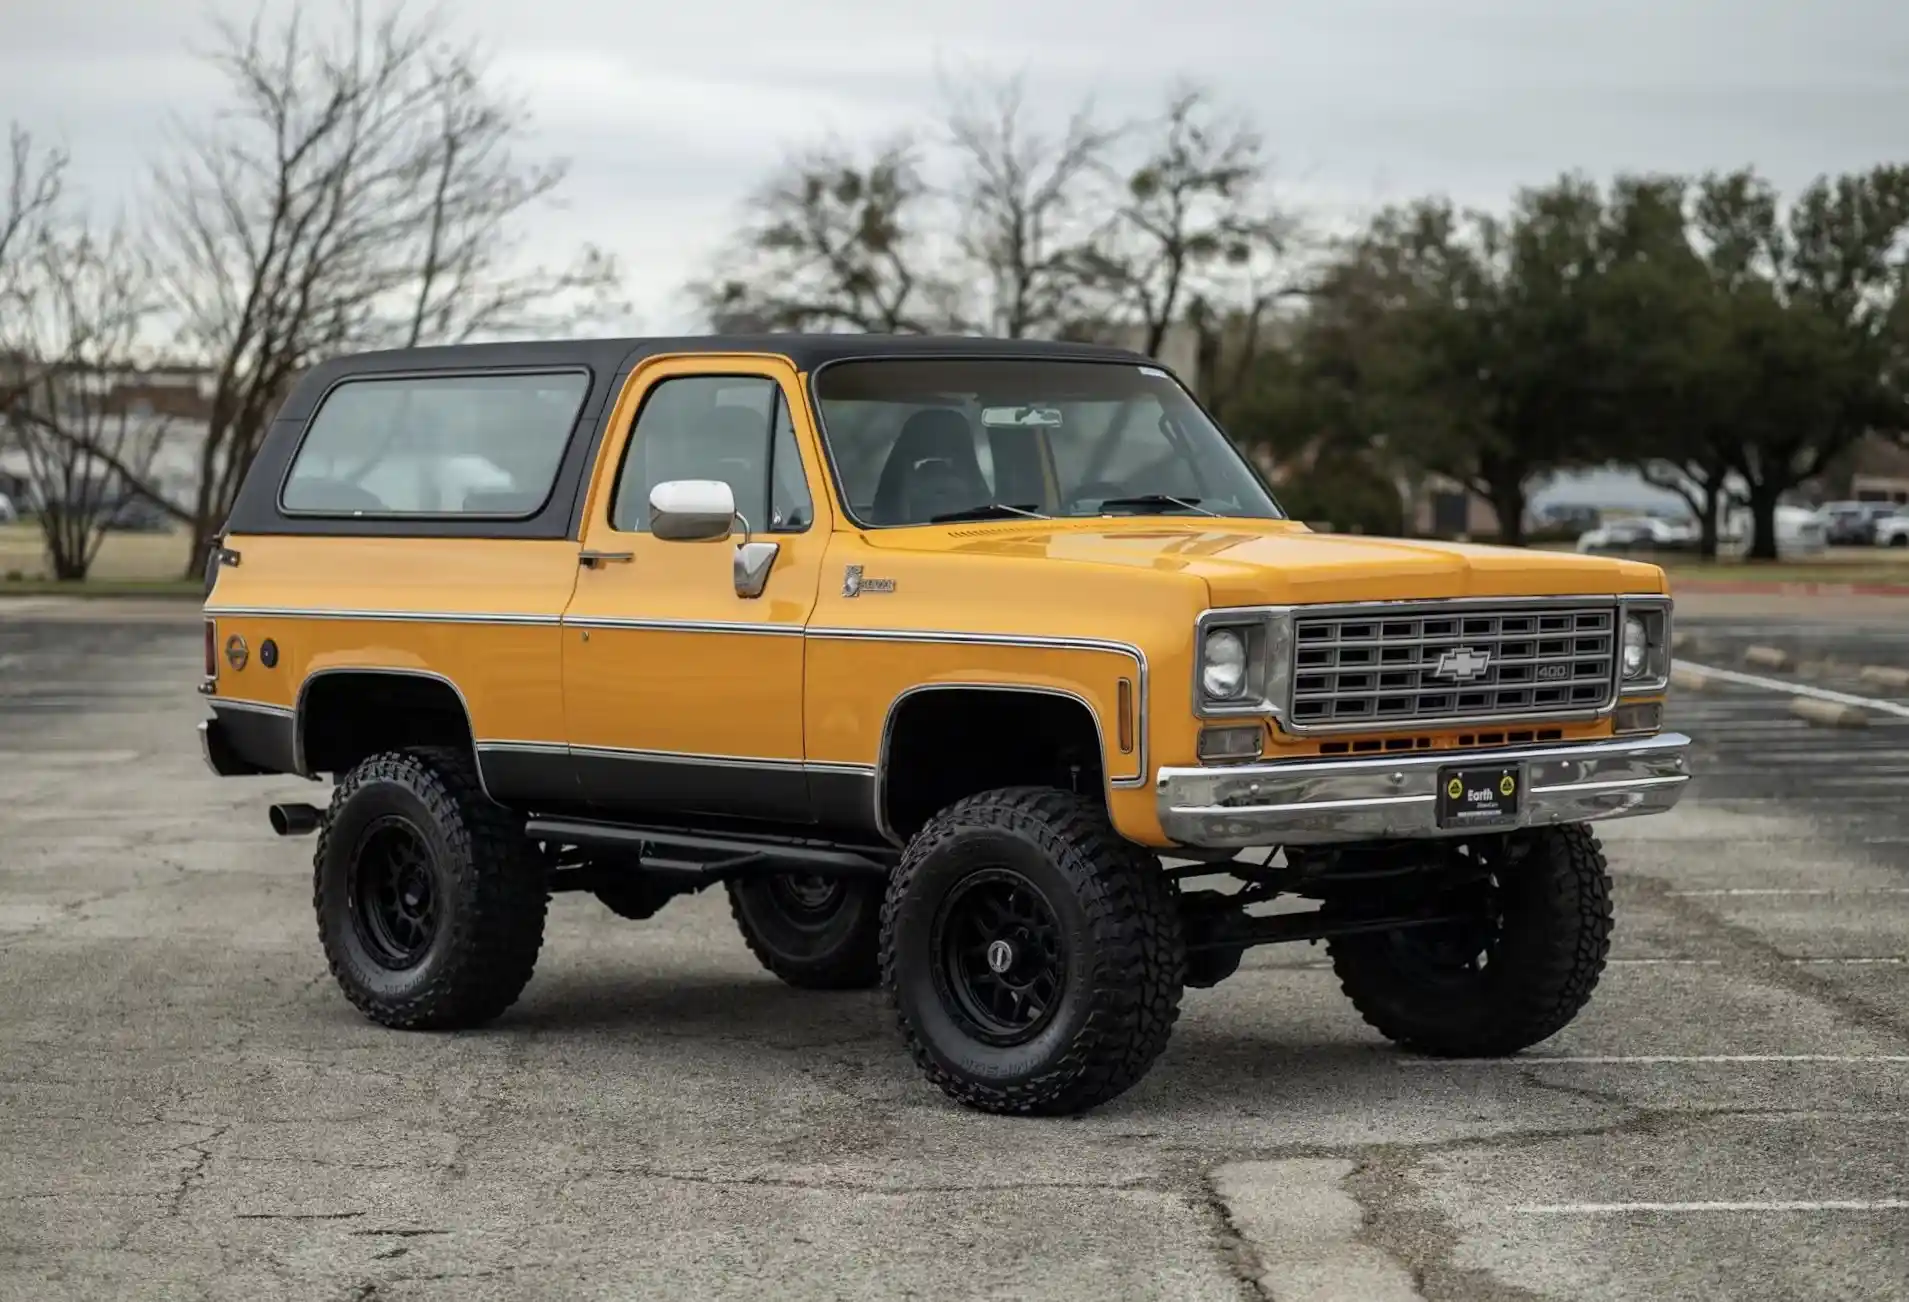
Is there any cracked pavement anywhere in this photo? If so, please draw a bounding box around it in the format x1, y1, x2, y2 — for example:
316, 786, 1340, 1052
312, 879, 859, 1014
2, 596, 1907, 1300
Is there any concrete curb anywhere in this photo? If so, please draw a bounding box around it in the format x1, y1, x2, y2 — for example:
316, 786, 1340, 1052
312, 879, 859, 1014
1790, 697, 1869, 729
1859, 665, 1909, 689
1743, 645, 1793, 671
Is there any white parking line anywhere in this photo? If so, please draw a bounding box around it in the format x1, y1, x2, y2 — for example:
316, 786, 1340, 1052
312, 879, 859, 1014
1397, 1054, 1909, 1065
1515, 1200, 1909, 1214
1608, 957, 1904, 966
1668, 885, 1909, 897
1675, 660, 1909, 720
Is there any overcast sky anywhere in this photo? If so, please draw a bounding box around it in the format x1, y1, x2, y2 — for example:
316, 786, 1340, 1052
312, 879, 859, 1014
7, 0, 1907, 332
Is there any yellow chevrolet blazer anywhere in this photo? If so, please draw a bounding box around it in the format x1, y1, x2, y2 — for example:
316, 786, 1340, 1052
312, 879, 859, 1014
198, 335, 1690, 1115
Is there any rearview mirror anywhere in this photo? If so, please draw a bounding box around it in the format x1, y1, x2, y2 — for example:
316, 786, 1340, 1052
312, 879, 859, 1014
649, 479, 735, 542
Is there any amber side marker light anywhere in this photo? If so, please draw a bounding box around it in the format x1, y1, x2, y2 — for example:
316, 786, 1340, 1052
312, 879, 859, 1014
1117, 678, 1134, 753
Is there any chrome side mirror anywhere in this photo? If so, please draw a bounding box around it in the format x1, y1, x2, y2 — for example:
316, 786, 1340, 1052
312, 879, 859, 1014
649, 479, 735, 542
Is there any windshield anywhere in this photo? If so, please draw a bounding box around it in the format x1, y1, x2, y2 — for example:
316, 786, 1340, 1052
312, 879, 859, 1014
811, 358, 1282, 527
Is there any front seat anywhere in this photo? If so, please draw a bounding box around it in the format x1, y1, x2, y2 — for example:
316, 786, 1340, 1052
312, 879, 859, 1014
640, 404, 769, 528
700, 405, 771, 528
870, 409, 990, 525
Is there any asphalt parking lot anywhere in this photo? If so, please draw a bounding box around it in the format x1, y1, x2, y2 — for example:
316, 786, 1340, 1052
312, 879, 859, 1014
2, 596, 1906, 1301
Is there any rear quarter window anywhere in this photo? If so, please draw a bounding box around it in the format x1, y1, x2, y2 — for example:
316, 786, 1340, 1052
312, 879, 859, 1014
280, 371, 590, 516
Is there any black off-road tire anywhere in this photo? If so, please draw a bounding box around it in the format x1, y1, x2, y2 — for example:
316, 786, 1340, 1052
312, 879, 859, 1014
881, 787, 1185, 1116
1328, 824, 1613, 1057
727, 875, 884, 990
313, 747, 547, 1030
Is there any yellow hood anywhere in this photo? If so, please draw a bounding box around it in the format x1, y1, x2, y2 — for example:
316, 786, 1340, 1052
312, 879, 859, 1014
863, 519, 1666, 606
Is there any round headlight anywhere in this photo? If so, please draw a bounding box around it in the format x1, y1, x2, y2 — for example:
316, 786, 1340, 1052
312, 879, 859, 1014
1621, 614, 1648, 678
1202, 628, 1249, 699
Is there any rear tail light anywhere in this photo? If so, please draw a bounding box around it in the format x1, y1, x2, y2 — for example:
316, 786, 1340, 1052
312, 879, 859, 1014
204, 619, 217, 679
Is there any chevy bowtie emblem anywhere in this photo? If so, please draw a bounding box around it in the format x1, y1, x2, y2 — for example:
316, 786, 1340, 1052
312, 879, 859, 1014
1430, 646, 1491, 683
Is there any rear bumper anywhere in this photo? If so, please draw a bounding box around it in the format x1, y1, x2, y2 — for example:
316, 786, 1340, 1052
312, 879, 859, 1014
1155, 732, 1692, 848
198, 717, 275, 777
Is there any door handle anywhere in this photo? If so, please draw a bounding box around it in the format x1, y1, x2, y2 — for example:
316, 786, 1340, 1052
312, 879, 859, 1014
578, 550, 634, 568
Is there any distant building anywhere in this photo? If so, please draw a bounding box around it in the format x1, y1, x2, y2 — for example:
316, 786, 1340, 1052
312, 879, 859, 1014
0, 364, 215, 511
1823, 434, 1909, 505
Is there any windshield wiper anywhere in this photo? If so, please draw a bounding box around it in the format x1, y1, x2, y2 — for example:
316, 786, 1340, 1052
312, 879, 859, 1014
1093, 493, 1217, 517
929, 502, 1049, 523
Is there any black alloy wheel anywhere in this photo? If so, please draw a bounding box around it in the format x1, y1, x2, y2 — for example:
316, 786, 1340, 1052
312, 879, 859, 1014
727, 871, 884, 990
772, 872, 844, 916
351, 817, 440, 968
933, 868, 1065, 1045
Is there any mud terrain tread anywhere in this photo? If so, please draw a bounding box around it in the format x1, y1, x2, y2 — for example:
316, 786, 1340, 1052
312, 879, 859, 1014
1330, 824, 1613, 1057
313, 747, 547, 1030
726, 879, 883, 990
880, 786, 1185, 1115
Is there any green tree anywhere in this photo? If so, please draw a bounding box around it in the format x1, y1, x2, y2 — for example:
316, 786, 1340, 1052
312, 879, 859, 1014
1295, 179, 1614, 545
1584, 176, 1742, 558
1689, 167, 1909, 559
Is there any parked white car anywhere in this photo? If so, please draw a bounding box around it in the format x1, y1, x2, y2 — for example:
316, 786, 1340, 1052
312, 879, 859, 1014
1575, 516, 1698, 553
1877, 512, 1909, 548
0, 491, 17, 524
1719, 505, 1828, 558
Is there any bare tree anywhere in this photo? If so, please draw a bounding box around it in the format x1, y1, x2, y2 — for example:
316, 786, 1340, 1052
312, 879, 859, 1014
942, 74, 1115, 338
0, 126, 66, 278
1068, 85, 1301, 385
692, 138, 956, 334
1, 221, 169, 579
125, 0, 623, 574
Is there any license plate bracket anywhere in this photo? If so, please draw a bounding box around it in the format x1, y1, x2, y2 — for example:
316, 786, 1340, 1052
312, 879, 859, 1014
1436, 764, 1523, 830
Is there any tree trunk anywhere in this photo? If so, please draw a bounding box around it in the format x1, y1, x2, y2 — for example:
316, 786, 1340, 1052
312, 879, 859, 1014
1746, 483, 1782, 562
1483, 474, 1527, 547
1696, 483, 1723, 560
44, 514, 88, 581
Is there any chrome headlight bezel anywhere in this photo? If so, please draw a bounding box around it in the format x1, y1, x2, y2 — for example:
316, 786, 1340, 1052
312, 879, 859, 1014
1617, 596, 1673, 694
1192, 608, 1293, 719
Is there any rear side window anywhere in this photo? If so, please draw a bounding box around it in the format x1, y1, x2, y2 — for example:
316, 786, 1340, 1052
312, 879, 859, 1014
281, 371, 590, 516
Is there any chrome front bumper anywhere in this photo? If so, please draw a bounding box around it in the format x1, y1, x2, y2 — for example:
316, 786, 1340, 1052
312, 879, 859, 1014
1155, 732, 1692, 848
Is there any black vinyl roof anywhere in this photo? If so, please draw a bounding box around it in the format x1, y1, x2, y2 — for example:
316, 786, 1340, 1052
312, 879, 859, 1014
276, 333, 1157, 424
233, 333, 1168, 542
353, 332, 1144, 370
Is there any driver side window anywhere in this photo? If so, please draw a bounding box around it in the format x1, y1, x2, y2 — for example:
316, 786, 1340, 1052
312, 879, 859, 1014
610, 375, 812, 534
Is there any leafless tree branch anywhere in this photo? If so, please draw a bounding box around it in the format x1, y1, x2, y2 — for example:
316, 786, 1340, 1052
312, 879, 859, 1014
942, 72, 1117, 338
120, 0, 624, 574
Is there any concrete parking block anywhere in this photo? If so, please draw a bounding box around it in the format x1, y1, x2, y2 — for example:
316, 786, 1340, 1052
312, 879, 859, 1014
1670, 663, 1711, 691
1859, 665, 1909, 689
1789, 697, 1870, 729
1744, 645, 1793, 671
